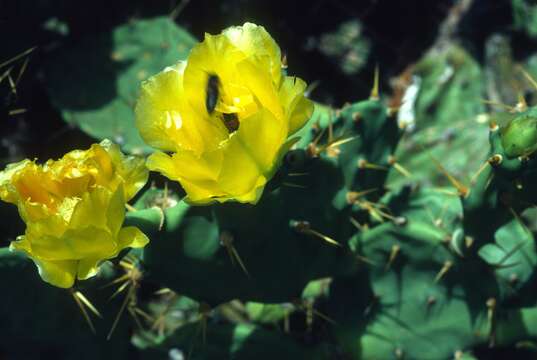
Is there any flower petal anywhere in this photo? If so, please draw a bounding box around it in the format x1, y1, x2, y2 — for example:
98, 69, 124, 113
183, 33, 248, 117
236, 58, 283, 120
278, 76, 314, 135
69, 185, 124, 234
147, 150, 223, 183
135, 23, 312, 204
217, 134, 266, 198
20, 186, 123, 261
33, 257, 78, 288
100, 139, 149, 201
1, 141, 150, 288
146, 150, 226, 203
136, 62, 228, 155
234, 108, 287, 173
28, 228, 115, 261
118, 226, 150, 249
0, 159, 32, 204
77, 258, 102, 280
223, 22, 282, 83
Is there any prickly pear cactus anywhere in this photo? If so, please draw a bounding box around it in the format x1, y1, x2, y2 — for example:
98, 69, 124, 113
4, 5, 537, 360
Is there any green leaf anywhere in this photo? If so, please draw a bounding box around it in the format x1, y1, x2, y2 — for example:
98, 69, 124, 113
245, 302, 290, 324
479, 218, 537, 292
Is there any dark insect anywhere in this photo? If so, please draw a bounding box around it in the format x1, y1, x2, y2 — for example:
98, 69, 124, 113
206, 73, 240, 133
223, 113, 239, 133
206, 73, 220, 114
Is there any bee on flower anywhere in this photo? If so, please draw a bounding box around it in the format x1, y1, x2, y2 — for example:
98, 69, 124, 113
135, 22, 314, 204
0, 140, 149, 288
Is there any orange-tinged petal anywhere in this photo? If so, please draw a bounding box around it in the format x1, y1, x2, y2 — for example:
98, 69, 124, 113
0, 159, 33, 204
0, 141, 150, 287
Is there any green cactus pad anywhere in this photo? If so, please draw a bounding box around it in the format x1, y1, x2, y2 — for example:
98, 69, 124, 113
387, 44, 488, 188
331, 187, 537, 359
478, 219, 537, 298
129, 154, 358, 305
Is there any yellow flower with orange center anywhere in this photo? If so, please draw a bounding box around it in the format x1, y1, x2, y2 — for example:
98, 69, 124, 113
0, 140, 149, 288
135, 22, 313, 204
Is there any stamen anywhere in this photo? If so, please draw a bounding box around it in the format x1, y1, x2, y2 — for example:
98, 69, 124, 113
222, 113, 240, 133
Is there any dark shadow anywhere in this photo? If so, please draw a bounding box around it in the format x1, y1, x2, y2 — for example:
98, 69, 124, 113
0, 250, 133, 359
176, 0, 454, 106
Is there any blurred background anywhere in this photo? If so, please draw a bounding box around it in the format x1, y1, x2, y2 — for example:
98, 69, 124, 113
2, 0, 537, 358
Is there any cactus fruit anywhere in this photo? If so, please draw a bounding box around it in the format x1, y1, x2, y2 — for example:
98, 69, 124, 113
499, 107, 537, 158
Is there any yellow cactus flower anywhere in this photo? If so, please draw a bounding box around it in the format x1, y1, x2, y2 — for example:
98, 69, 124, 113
135, 22, 313, 204
0, 140, 149, 288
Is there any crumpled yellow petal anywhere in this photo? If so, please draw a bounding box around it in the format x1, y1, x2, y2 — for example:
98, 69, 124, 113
99, 139, 149, 201
0, 140, 150, 288
0, 159, 32, 204
0, 140, 148, 216
0, 161, 60, 222
68, 184, 125, 236
15, 186, 122, 261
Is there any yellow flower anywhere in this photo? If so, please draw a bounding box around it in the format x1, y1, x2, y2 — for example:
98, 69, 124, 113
135, 22, 313, 204
0, 140, 149, 288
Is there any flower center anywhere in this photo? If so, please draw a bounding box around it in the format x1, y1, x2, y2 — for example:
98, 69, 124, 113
204, 73, 254, 134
